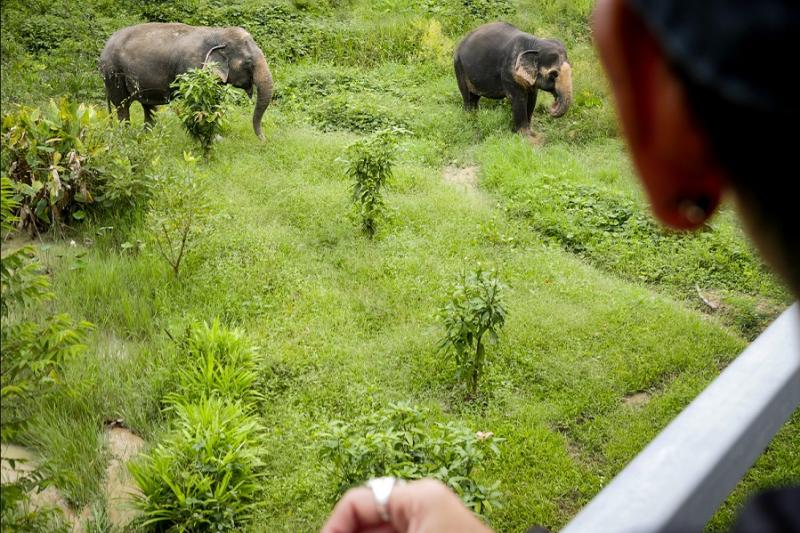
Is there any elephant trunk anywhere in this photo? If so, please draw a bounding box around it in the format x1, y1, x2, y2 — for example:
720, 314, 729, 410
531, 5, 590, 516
549, 62, 572, 118
251, 47, 273, 140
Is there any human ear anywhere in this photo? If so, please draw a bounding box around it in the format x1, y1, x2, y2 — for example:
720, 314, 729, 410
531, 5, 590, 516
592, 0, 727, 229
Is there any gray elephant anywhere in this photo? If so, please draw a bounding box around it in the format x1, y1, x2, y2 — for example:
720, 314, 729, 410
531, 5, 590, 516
454, 22, 573, 136
99, 23, 273, 139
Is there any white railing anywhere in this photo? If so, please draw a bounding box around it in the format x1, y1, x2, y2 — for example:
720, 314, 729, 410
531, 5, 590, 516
562, 304, 800, 533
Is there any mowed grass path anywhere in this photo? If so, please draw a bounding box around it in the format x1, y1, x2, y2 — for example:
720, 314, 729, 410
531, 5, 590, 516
15, 40, 789, 529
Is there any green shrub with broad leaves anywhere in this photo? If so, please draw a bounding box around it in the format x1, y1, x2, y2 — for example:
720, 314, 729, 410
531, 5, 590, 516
343, 127, 406, 237
164, 320, 264, 409
1, 99, 108, 233
318, 402, 503, 515
171, 65, 237, 158
439, 268, 507, 398
1, 98, 161, 234
129, 397, 266, 532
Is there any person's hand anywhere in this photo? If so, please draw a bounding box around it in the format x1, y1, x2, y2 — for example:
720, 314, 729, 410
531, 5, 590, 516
321, 478, 494, 533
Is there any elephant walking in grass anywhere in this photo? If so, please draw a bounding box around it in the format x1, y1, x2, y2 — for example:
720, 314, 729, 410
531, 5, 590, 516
99, 23, 273, 139
454, 22, 573, 138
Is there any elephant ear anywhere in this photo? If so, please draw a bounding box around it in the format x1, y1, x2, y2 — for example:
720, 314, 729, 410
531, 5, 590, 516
203, 45, 229, 83
513, 50, 538, 88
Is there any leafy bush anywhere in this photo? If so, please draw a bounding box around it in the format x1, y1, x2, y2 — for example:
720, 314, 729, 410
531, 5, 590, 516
312, 93, 408, 134
171, 65, 237, 158
165, 320, 264, 409
342, 127, 405, 237
147, 158, 212, 276
1, 98, 159, 233
129, 397, 266, 532
1, 99, 109, 232
439, 268, 507, 397
317, 402, 503, 514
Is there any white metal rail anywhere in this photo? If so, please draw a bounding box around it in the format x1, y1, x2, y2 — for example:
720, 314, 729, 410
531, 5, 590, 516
562, 304, 800, 533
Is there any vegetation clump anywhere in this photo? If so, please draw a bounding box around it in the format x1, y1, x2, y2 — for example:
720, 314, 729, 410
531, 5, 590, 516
318, 402, 503, 515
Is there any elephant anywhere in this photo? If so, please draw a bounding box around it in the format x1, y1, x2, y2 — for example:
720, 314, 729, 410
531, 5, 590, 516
454, 22, 573, 136
99, 23, 273, 139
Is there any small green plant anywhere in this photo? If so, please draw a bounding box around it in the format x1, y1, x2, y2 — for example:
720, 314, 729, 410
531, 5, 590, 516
147, 156, 211, 276
317, 402, 503, 515
342, 127, 406, 238
165, 320, 264, 408
171, 64, 237, 158
129, 397, 266, 532
0, 471, 68, 532
439, 268, 508, 398
1, 176, 91, 527
312, 94, 407, 134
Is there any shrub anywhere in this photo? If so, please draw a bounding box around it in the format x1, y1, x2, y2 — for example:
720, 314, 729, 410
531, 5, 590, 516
1, 98, 159, 233
312, 94, 408, 134
317, 402, 503, 515
170, 65, 237, 158
147, 158, 212, 276
1, 99, 109, 233
342, 128, 406, 238
129, 397, 266, 532
165, 320, 264, 409
439, 268, 508, 398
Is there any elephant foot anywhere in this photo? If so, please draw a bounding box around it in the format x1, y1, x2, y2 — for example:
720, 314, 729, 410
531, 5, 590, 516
519, 128, 544, 146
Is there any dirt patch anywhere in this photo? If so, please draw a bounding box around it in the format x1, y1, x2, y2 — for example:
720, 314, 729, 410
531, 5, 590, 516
104, 423, 145, 528
443, 165, 479, 193
623, 391, 651, 407
1, 425, 144, 530
1, 443, 86, 529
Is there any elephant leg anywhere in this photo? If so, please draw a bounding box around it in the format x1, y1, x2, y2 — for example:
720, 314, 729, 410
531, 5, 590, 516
104, 72, 132, 123
526, 89, 538, 123
509, 90, 531, 133
143, 105, 157, 126
116, 103, 131, 122
455, 57, 480, 111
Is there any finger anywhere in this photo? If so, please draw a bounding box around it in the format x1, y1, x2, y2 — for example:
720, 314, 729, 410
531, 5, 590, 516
321, 487, 385, 533
361, 525, 396, 533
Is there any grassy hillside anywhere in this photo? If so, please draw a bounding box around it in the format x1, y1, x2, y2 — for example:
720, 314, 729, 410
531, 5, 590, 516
1, 0, 796, 532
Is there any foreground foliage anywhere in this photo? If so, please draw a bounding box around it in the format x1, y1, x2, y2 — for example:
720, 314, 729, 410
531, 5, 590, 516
1, 98, 162, 234
318, 402, 503, 515
129, 398, 266, 532
130, 322, 266, 531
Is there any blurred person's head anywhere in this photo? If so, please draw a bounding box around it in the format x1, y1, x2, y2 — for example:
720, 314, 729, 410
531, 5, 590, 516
593, 0, 800, 297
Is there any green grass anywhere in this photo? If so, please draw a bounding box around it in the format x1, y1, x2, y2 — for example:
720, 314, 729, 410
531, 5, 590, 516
2, 0, 797, 531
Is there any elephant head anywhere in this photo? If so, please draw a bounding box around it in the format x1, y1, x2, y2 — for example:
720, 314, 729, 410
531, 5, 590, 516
202, 28, 273, 140
514, 40, 573, 118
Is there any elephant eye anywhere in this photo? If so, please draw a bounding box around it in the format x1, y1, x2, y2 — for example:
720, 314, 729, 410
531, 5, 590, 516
550, 70, 559, 80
